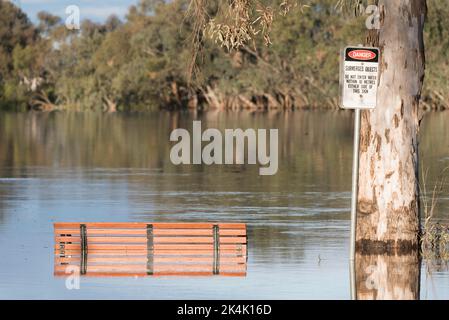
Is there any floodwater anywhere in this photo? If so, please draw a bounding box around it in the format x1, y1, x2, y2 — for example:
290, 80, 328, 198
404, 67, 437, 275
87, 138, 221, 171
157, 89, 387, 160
0, 110, 448, 299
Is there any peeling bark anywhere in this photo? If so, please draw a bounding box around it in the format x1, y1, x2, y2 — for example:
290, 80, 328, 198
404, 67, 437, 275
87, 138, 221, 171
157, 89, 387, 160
357, 0, 427, 251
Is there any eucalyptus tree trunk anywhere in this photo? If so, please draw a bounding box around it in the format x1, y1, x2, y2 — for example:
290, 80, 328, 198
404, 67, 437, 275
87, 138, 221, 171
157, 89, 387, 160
357, 0, 427, 252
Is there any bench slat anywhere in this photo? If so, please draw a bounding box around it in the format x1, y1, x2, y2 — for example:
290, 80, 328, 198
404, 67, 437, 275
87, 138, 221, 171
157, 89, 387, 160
55, 249, 245, 256
54, 271, 246, 277
54, 222, 246, 229
55, 264, 246, 273
55, 243, 246, 250
54, 229, 246, 237
55, 236, 246, 244
56, 256, 246, 264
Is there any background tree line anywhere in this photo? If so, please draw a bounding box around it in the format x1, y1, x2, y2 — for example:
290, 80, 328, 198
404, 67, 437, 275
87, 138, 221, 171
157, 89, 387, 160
0, 0, 448, 112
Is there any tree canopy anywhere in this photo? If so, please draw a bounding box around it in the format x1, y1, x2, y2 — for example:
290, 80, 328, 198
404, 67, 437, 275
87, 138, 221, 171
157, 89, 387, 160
0, 0, 447, 111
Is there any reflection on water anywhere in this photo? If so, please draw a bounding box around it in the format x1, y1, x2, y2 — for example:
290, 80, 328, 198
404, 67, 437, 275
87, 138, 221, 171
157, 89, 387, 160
0, 111, 448, 299
354, 252, 420, 300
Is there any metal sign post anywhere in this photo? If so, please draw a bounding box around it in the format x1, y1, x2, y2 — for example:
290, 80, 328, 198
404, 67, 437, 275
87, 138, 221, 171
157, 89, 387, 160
350, 108, 361, 262
349, 109, 360, 300
340, 46, 380, 300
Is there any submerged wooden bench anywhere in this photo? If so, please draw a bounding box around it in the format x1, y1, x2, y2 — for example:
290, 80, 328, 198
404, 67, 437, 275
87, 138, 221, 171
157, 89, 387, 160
54, 222, 247, 277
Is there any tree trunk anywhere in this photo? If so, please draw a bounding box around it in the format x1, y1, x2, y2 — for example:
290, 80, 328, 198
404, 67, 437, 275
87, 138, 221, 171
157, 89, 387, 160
357, 0, 427, 252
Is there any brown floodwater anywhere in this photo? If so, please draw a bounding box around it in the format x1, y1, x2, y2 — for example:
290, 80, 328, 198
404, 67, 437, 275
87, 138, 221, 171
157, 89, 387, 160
0, 110, 448, 299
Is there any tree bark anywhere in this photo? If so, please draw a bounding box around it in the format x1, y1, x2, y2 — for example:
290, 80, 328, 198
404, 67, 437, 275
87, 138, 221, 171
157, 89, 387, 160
357, 0, 427, 252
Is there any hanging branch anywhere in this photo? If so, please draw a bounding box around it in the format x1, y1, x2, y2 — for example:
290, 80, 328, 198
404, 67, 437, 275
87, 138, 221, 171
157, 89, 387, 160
186, 0, 311, 81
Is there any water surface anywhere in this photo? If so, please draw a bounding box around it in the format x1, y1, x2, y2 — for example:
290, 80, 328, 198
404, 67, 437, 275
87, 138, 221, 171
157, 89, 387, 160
0, 110, 448, 299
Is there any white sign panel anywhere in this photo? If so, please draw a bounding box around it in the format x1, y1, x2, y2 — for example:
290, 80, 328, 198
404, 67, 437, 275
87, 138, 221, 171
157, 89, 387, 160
340, 46, 380, 109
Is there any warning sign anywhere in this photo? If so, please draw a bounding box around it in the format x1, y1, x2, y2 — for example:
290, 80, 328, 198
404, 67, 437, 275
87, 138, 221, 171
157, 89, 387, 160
340, 46, 380, 109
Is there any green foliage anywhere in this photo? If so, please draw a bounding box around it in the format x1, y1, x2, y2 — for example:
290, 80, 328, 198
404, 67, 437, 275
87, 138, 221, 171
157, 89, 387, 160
422, 0, 449, 109
0, 0, 37, 110
196, 0, 366, 109
36, 0, 199, 111
0, 0, 448, 111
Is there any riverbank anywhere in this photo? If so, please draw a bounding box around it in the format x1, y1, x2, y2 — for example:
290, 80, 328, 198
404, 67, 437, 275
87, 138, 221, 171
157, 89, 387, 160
1, 1, 448, 113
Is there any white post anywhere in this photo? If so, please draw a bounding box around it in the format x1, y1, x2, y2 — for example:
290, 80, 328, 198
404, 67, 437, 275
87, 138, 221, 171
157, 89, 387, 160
349, 108, 361, 300
350, 108, 361, 262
